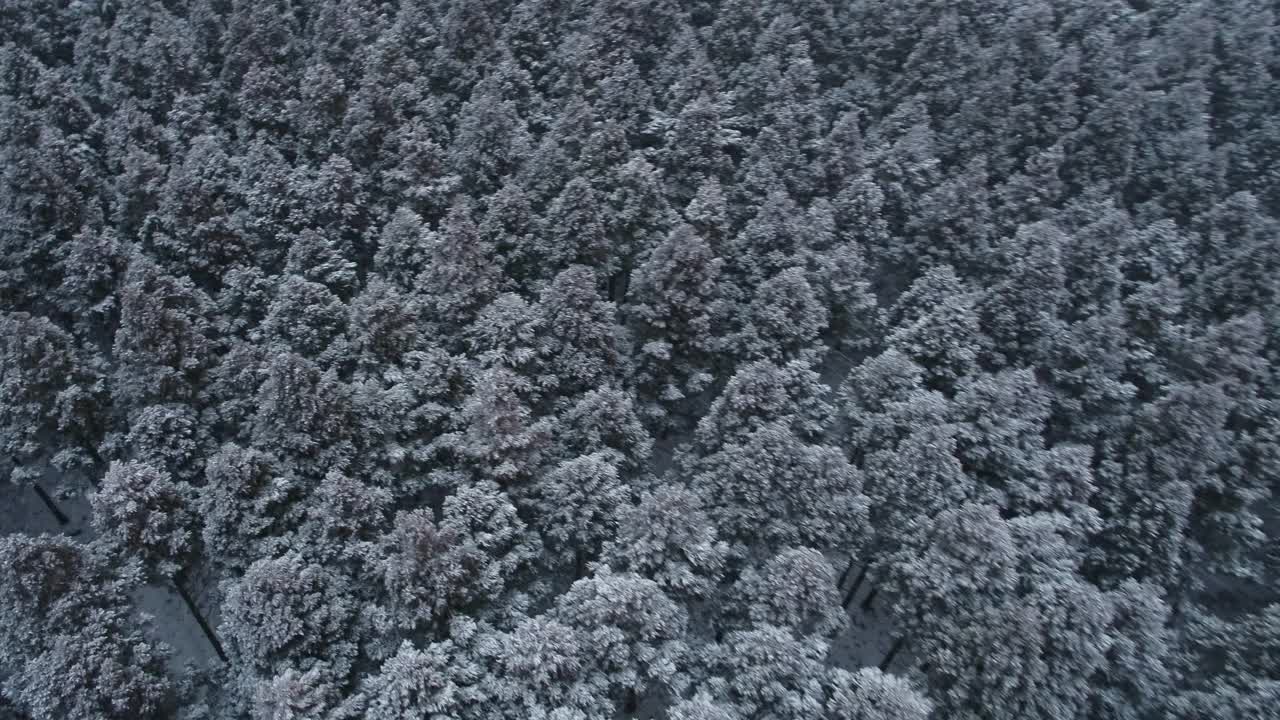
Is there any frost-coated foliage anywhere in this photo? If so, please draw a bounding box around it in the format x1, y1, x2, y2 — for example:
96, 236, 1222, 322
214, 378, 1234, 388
493, 615, 606, 718
220, 552, 357, 676
697, 626, 830, 720
198, 444, 294, 571
0, 535, 174, 720
528, 452, 631, 572
7, 605, 174, 720
825, 668, 931, 720
252, 663, 363, 720
90, 460, 196, 578
2, 1, 1279, 718
693, 358, 833, 454
361, 619, 498, 720
603, 484, 728, 601
731, 548, 847, 640
0, 312, 103, 479
380, 509, 496, 634
551, 387, 653, 472
692, 422, 868, 554
554, 570, 690, 703
123, 403, 209, 484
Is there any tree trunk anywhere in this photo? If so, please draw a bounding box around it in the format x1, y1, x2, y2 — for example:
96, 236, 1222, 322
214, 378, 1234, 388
860, 586, 879, 612
837, 556, 857, 588
842, 578, 859, 609
172, 574, 228, 664
623, 687, 638, 715
849, 564, 870, 596
610, 261, 633, 305
32, 484, 69, 526
879, 636, 906, 672
842, 565, 871, 609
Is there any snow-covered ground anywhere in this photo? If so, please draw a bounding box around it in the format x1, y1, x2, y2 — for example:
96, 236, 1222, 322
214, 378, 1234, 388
816, 347, 906, 672
133, 582, 223, 673
1, 476, 224, 672
0, 479, 91, 536
827, 567, 903, 672
819, 346, 861, 391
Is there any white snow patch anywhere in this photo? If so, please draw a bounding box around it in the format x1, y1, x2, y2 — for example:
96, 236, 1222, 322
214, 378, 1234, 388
826, 563, 910, 673
133, 583, 223, 672
0, 480, 91, 537
3, 476, 225, 670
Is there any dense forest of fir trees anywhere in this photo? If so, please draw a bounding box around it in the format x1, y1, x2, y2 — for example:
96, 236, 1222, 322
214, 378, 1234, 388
1, 0, 1278, 718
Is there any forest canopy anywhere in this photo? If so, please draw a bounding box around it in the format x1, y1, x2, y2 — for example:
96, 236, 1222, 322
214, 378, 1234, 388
1, 1, 1278, 719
